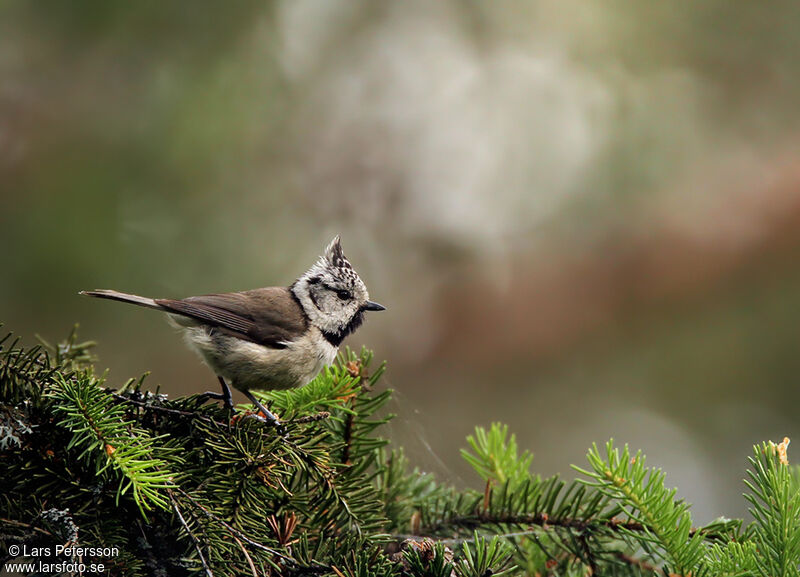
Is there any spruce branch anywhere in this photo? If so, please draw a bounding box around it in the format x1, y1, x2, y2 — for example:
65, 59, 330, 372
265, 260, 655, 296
170, 494, 214, 577
743, 439, 800, 577
175, 488, 291, 560
461, 423, 533, 489
454, 531, 516, 577
575, 440, 708, 574
704, 540, 758, 577
47, 374, 175, 514
3, 324, 799, 576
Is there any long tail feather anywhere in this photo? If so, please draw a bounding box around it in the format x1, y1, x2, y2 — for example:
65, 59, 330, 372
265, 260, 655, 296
80, 289, 164, 311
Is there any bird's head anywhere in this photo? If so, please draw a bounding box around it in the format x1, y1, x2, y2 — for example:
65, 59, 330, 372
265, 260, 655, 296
292, 236, 385, 345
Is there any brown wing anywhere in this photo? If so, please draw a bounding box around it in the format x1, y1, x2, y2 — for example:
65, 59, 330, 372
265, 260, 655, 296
155, 287, 307, 348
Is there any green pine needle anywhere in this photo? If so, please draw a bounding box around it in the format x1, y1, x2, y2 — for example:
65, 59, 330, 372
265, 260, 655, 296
2, 325, 799, 576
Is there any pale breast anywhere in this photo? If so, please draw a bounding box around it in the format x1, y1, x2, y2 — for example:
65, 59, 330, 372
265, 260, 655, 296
180, 324, 337, 392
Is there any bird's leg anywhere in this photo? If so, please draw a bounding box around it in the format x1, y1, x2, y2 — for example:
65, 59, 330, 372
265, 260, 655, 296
243, 390, 283, 430
204, 376, 235, 411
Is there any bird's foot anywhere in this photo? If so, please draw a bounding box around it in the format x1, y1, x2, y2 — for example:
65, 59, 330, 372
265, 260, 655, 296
203, 376, 235, 411
239, 413, 287, 436
202, 390, 235, 412
243, 391, 287, 436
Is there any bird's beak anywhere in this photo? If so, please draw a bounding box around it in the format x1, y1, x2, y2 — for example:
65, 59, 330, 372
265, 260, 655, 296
363, 300, 386, 312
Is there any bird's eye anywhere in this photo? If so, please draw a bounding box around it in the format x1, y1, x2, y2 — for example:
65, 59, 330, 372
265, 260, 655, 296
336, 289, 351, 300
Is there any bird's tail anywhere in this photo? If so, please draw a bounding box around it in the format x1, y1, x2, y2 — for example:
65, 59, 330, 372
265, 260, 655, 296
80, 289, 164, 311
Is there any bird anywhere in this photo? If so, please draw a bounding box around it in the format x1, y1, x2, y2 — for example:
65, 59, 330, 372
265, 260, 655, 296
81, 236, 385, 427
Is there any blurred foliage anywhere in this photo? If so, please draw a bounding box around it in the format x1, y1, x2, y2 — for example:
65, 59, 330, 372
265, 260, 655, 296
3, 0, 800, 527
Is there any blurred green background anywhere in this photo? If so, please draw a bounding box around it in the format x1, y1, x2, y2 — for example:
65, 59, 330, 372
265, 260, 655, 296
2, 1, 800, 522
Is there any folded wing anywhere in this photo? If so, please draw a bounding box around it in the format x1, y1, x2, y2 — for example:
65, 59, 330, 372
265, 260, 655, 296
156, 287, 307, 348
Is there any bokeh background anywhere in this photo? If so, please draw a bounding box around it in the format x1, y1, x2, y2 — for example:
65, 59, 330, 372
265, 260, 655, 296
2, 1, 800, 523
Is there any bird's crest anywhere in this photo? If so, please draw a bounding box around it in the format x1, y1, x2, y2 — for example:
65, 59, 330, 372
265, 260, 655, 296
324, 235, 352, 270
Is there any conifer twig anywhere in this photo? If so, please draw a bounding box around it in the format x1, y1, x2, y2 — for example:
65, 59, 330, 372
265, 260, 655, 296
233, 536, 258, 577
174, 488, 295, 562
424, 512, 647, 534
578, 532, 597, 575
341, 404, 356, 465
285, 411, 331, 424
0, 517, 54, 537
110, 391, 230, 428
110, 392, 197, 418
425, 510, 719, 540
170, 495, 214, 577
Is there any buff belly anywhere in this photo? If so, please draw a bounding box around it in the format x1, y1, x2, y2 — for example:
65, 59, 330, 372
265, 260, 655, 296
174, 320, 338, 392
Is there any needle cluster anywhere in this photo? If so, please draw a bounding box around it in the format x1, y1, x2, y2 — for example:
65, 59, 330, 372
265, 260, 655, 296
1, 325, 799, 576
